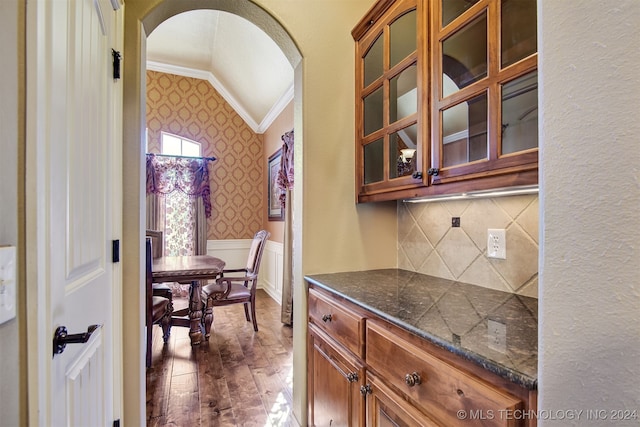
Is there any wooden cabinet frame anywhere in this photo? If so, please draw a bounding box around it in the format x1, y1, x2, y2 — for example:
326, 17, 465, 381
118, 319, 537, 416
354, 0, 429, 199
353, 0, 538, 203
430, 0, 538, 185
307, 284, 538, 427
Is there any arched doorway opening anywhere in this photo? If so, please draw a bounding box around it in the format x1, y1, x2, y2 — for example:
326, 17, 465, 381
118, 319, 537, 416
122, 2, 303, 424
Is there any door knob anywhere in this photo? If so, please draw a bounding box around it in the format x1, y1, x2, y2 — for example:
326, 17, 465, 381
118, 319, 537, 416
53, 324, 101, 356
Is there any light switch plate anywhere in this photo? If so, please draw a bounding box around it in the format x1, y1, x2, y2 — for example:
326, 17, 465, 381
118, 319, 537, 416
0, 246, 17, 325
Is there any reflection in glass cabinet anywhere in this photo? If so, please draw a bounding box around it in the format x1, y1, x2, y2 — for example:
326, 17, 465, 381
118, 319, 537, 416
442, 92, 487, 168
390, 65, 417, 123
390, 123, 418, 179
501, 71, 538, 155
364, 35, 383, 87
364, 138, 384, 185
390, 10, 416, 67
501, 0, 537, 67
364, 87, 384, 136
441, 12, 487, 97
442, 0, 480, 27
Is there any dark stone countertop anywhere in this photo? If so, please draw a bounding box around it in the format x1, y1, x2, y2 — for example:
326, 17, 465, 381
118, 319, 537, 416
305, 269, 537, 390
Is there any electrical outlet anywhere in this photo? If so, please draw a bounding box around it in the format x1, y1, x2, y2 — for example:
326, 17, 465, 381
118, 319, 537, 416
0, 246, 17, 325
487, 229, 506, 259
488, 319, 506, 353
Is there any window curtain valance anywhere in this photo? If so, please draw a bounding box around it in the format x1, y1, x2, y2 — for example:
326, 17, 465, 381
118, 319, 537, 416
146, 153, 214, 218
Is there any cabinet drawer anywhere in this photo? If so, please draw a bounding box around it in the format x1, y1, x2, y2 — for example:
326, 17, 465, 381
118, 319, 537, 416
367, 371, 440, 427
367, 321, 523, 427
309, 288, 365, 358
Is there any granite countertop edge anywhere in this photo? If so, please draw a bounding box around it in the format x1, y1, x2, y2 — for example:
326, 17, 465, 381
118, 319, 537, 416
305, 273, 538, 391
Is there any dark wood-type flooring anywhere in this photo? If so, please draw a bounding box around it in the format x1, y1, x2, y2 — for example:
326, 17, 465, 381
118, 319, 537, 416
146, 290, 295, 427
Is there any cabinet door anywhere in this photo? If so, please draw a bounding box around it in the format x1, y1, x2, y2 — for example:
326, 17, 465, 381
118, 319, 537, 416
308, 325, 365, 427
354, 0, 428, 201
430, 0, 538, 185
366, 372, 440, 427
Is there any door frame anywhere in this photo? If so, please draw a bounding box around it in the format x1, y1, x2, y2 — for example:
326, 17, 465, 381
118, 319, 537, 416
122, 1, 302, 424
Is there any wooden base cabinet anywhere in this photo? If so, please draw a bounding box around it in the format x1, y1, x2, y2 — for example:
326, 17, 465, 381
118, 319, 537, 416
308, 287, 367, 426
307, 286, 537, 427
308, 324, 365, 426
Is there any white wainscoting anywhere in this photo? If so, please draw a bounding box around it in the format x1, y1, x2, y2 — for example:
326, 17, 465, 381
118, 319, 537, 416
207, 239, 283, 305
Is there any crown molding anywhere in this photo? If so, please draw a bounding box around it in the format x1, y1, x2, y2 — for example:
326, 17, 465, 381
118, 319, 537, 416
146, 61, 292, 134
257, 84, 293, 133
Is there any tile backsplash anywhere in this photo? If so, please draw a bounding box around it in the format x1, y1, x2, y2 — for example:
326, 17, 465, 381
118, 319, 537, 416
398, 195, 538, 298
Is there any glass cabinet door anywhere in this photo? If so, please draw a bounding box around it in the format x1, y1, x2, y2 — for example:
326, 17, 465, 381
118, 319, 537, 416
432, 0, 538, 183
353, 0, 538, 202
355, 0, 425, 199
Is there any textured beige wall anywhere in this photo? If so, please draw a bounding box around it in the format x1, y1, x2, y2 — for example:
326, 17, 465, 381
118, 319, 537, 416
146, 70, 264, 240
399, 195, 538, 297
0, 0, 21, 425
538, 1, 640, 422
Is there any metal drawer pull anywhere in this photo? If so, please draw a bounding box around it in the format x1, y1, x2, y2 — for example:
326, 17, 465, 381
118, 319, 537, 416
346, 372, 359, 383
322, 314, 332, 322
405, 372, 422, 387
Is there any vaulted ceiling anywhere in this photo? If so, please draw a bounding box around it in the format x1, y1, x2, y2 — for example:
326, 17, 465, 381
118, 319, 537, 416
146, 10, 294, 134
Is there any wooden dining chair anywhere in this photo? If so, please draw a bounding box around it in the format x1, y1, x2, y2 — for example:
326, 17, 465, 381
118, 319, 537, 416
146, 237, 172, 367
201, 230, 270, 338
146, 229, 173, 303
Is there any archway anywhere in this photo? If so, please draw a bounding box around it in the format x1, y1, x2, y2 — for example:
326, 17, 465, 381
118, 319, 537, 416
122, 2, 303, 424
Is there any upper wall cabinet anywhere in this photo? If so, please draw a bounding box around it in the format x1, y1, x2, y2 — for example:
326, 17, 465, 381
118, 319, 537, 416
353, 0, 427, 201
353, 0, 538, 203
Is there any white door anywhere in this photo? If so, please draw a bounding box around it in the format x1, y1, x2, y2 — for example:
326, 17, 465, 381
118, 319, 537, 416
26, 0, 123, 425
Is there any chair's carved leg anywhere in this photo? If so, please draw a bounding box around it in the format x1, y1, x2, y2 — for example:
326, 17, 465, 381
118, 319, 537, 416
243, 303, 250, 322
203, 296, 213, 340
250, 299, 258, 331
161, 308, 172, 343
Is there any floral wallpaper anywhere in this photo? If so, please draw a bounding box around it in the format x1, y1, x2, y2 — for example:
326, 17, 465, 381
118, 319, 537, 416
146, 70, 264, 240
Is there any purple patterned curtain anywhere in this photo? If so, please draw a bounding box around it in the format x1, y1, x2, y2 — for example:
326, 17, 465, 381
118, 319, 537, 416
146, 154, 213, 218
277, 129, 294, 325
277, 130, 294, 208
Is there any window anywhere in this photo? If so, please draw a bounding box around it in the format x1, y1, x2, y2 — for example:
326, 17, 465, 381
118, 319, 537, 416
161, 132, 201, 157
154, 132, 204, 258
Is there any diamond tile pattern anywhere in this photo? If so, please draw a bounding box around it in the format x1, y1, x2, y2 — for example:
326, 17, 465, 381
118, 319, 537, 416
398, 195, 539, 296
146, 71, 263, 239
